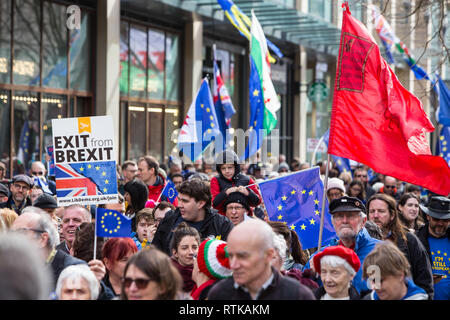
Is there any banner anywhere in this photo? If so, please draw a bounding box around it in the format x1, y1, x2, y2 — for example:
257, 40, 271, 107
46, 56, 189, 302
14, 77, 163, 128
52, 116, 119, 206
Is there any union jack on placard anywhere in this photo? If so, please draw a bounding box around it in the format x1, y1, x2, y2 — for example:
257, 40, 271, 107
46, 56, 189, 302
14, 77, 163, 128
55, 163, 99, 198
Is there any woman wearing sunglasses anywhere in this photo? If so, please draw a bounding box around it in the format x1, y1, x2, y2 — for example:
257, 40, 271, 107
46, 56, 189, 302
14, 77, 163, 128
120, 247, 182, 300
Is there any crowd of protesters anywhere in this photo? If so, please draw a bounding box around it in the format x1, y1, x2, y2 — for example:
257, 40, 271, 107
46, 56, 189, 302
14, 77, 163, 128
0, 153, 448, 301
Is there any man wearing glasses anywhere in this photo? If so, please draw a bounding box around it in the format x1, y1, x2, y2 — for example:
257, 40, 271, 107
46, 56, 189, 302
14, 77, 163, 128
11, 206, 86, 291
353, 166, 375, 202
30, 161, 56, 195
380, 176, 400, 200
224, 192, 252, 226
0, 174, 34, 214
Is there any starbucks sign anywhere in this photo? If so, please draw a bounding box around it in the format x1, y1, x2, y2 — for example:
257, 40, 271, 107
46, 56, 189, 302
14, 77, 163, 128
307, 81, 329, 102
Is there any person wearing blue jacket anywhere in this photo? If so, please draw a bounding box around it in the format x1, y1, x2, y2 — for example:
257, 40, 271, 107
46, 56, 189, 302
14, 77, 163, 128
304, 196, 380, 295
361, 241, 428, 300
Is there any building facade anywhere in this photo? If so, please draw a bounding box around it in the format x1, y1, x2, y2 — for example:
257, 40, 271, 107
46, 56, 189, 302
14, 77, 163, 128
0, 0, 446, 177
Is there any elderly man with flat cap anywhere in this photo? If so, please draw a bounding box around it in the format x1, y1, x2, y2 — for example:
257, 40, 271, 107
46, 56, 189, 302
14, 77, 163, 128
305, 196, 380, 296
416, 196, 450, 300
0, 174, 34, 214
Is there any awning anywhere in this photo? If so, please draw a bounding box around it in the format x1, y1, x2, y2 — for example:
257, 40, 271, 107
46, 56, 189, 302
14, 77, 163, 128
153, 0, 341, 55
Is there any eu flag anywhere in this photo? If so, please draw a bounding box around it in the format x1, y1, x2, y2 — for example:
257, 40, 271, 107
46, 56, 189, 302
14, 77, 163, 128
96, 207, 131, 238
178, 78, 222, 161
437, 126, 450, 167
161, 179, 178, 204
243, 57, 265, 160
435, 75, 450, 126
258, 167, 336, 250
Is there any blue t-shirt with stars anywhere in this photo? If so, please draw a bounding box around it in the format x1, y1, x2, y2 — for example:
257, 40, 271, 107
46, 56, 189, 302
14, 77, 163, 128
428, 236, 450, 300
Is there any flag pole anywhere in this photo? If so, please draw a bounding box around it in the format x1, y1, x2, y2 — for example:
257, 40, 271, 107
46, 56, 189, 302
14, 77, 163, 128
93, 207, 98, 261
317, 153, 331, 252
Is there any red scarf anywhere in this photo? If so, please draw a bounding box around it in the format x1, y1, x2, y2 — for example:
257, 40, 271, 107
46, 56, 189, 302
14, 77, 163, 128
190, 279, 216, 300
170, 257, 195, 292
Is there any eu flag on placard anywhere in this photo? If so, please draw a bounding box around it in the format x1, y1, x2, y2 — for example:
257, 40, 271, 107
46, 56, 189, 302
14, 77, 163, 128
258, 167, 336, 250
96, 207, 131, 238
161, 179, 178, 204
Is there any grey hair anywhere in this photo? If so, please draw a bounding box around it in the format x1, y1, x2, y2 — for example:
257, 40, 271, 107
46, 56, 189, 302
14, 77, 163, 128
56, 265, 100, 300
0, 232, 52, 299
320, 255, 356, 277
273, 233, 287, 262
22, 206, 60, 248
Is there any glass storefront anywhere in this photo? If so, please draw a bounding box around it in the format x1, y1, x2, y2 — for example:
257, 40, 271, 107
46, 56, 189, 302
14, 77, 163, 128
120, 19, 182, 163
0, 0, 94, 176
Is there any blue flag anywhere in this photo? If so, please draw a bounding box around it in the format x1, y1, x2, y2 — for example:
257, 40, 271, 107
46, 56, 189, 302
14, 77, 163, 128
96, 207, 132, 238
161, 179, 178, 204
178, 78, 222, 161
437, 126, 450, 167
434, 76, 450, 126
258, 167, 336, 250
243, 57, 265, 160
322, 129, 352, 175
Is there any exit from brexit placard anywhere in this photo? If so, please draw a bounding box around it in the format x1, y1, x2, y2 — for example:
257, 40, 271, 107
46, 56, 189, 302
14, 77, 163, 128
52, 116, 118, 206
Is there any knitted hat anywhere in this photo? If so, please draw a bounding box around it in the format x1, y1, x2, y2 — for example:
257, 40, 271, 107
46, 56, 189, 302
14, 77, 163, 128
224, 191, 251, 212
327, 177, 346, 193
313, 245, 361, 274
197, 238, 232, 280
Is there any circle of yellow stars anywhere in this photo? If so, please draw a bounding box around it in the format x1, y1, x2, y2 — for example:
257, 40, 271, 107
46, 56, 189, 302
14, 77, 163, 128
101, 211, 122, 234
275, 188, 321, 231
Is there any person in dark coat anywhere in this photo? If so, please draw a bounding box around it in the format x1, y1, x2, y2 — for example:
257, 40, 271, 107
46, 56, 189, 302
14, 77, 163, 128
210, 150, 261, 216
207, 219, 315, 300
0, 174, 33, 214
152, 179, 233, 256
366, 193, 434, 299
416, 196, 450, 300
11, 207, 86, 291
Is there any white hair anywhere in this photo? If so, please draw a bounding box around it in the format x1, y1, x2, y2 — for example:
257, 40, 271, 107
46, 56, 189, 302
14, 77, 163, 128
56, 265, 99, 300
272, 233, 287, 262
320, 255, 356, 277
22, 206, 60, 248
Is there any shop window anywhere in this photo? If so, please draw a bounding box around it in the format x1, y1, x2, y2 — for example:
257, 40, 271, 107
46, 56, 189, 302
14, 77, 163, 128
13, 0, 41, 86
120, 22, 129, 96
130, 25, 147, 98
69, 11, 92, 91
148, 106, 163, 161
128, 104, 146, 161
42, 2, 67, 89
12, 91, 40, 173
42, 94, 67, 155
148, 28, 165, 100
0, 0, 11, 84
165, 106, 179, 159
0, 91, 11, 167
165, 33, 179, 101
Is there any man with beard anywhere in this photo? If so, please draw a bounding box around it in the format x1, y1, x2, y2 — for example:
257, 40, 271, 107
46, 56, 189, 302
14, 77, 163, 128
0, 174, 34, 214
417, 196, 450, 300
366, 193, 434, 299
306, 196, 380, 296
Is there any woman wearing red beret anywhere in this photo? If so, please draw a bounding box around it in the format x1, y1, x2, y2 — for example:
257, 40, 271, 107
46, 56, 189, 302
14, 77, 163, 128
312, 245, 361, 300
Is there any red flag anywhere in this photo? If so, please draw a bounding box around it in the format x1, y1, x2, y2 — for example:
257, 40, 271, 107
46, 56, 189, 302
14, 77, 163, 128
329, 3, 450, 196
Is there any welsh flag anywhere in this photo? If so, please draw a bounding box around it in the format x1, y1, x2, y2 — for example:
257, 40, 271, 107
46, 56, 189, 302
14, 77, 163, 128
250, 11, 280, 133
243, 11, 280, 159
